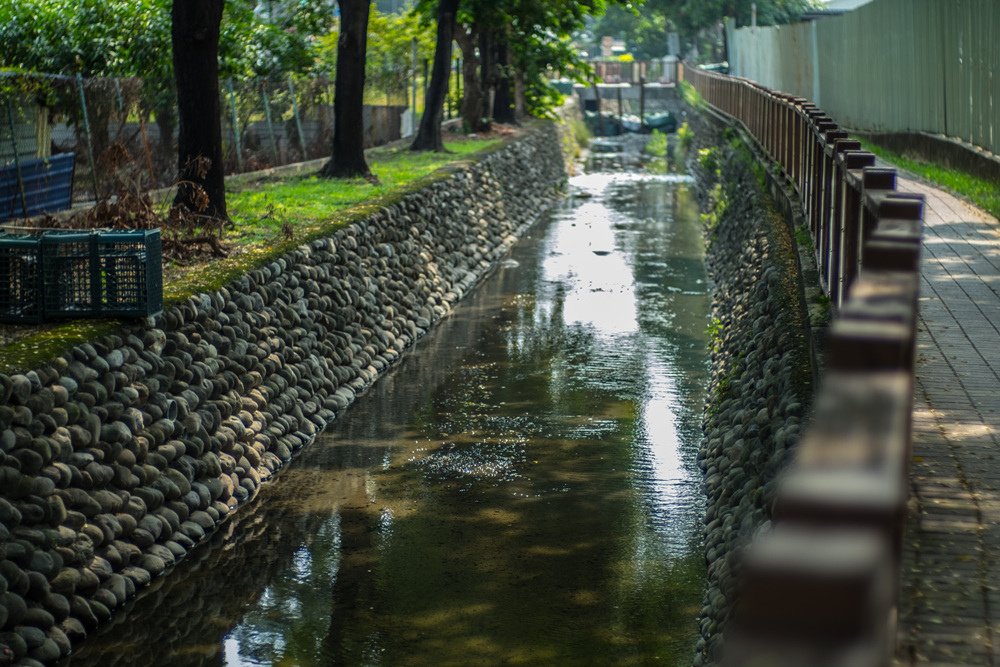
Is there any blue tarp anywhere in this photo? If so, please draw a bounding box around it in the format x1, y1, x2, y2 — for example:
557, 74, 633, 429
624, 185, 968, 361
0, 152, 75, 222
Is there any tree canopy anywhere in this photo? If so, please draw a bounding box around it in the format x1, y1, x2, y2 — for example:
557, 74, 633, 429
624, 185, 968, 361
589, 0, 815, 60
0, 0, 336, 80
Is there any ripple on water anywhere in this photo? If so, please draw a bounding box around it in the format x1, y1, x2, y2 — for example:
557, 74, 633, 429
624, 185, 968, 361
413, 440, 528, 486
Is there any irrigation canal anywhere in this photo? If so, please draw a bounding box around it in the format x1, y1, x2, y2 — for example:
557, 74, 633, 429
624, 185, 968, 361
68, 137, 712, 666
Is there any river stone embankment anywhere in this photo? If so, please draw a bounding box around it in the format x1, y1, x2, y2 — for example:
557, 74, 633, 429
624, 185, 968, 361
0, 124, 567, 665
689, 125, 815, 666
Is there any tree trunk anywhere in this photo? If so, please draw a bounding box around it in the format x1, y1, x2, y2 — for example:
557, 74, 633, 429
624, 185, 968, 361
172, 0, 227, 219
456, 24, 487, 133
492, 33, 516, 124
321, 0, 373, 179
479, 28, 496, 122
514, 70, 528, 119
411, 0, 460, 151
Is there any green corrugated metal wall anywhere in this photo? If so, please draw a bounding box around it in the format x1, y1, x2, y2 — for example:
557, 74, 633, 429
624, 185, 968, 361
731, 0, 999, 155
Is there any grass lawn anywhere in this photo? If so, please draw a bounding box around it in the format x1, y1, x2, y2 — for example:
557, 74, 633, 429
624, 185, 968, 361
859, 140, 1000, 221
164, 136, 501, 301
0, 134, 506, 373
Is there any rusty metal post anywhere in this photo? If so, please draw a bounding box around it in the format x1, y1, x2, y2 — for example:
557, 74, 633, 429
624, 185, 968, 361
591, 79, 603, 136
260, 82, 280, 165
287, 75, 307, 159
639, 77, 646, 130
75, 73, 101, 201
617, 86, 624, 128
5, 100, 29, 218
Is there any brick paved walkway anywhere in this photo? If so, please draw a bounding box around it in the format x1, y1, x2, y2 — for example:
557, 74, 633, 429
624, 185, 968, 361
895, 177, 1000, 665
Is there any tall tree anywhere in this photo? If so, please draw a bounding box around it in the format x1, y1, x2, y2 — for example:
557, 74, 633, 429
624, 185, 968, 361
491, 29, 516, 123
321, 0, 374, 179
172, 0, 227, 218
411, 0, 461, 151
454, 23, 487, 132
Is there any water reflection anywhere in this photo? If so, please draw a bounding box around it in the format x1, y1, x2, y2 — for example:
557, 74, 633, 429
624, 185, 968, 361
69, 142, 710, 666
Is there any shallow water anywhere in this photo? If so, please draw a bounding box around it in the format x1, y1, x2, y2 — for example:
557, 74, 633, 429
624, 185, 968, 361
68, 142, 711, 666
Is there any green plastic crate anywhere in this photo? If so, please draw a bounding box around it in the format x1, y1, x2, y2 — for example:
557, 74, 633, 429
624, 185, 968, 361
0, 228, 162, 323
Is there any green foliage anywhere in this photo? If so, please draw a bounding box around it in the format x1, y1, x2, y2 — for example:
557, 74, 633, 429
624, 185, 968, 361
589, 0, 813, 59
793, 225, 814, 253
588, 4, 673, 59
516, 31, 593, 117
699, 182, 726, 232
0, 0, 337, 81
644, 130, 668, 158
571, 116, 592, 149
813, 291, 831, 320
679, 81, 705, 110
0, 0, 169, 76
447, 0, 629, 118
561, 115, 591, 163
315, 9, 436, 103
676, 121, 694, 152
697, 146, 720, 176
706, 316, 724, 353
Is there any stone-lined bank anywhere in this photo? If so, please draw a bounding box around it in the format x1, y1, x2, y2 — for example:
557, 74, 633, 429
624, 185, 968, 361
0, 124, 567, 665
690, 127, 815, 665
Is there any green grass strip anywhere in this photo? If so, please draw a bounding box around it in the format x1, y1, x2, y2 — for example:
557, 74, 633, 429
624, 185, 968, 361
0, 135, 509, 373
860, 140, 1000, 221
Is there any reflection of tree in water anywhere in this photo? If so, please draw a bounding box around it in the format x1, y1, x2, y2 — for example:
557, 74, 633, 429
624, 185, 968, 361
66, 492, 333, 667
68, 255, 522, 667
316, 176, 708, 664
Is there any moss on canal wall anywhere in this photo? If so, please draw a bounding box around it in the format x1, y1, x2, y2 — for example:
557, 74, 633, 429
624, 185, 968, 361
0, 122, 568, 665
689, 119, 816, 665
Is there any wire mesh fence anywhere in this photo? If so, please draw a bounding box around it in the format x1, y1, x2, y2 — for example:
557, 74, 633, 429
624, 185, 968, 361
0, 67, 431, 221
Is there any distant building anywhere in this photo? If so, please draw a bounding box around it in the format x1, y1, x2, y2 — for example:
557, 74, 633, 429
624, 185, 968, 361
376, 0, 411, 12
822, 0, 874, 10
799, 0, 874, 21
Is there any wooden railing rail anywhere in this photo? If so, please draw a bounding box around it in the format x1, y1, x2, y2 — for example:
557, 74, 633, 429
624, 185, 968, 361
683, 63, 922, 667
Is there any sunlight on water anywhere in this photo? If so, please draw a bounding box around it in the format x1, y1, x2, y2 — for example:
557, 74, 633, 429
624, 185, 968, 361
69, 136, 711, 667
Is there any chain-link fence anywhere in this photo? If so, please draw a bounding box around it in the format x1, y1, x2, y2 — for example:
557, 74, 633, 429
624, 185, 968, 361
1, 66, 442, 221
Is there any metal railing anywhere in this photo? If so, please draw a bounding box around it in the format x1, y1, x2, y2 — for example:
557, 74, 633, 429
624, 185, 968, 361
684, 63, 922, 666
590, 59, 679, 85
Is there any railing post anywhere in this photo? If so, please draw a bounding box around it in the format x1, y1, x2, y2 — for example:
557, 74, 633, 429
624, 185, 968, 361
809, 120, 836, 238
682, 63, 923, 667
825, 138, 862, 295
838, 151, 876, 304
818, 130, 849, 287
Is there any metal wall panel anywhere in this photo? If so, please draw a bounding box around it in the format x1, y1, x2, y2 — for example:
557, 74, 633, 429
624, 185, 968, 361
729, 0, 996, 155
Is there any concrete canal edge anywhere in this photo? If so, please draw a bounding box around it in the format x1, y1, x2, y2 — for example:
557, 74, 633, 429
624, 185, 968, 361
687, 111, 824, 665
0, 121, 570, 663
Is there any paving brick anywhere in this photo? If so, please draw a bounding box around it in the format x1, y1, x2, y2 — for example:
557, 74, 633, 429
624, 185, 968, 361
895, 176, 1000, 665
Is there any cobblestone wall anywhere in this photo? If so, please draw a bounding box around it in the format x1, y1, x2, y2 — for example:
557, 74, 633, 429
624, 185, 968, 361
0, 124, 567, 665
690, 127, 815, 665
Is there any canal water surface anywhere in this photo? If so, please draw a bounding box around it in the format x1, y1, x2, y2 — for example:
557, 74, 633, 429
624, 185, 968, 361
69, 141, 711, 666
